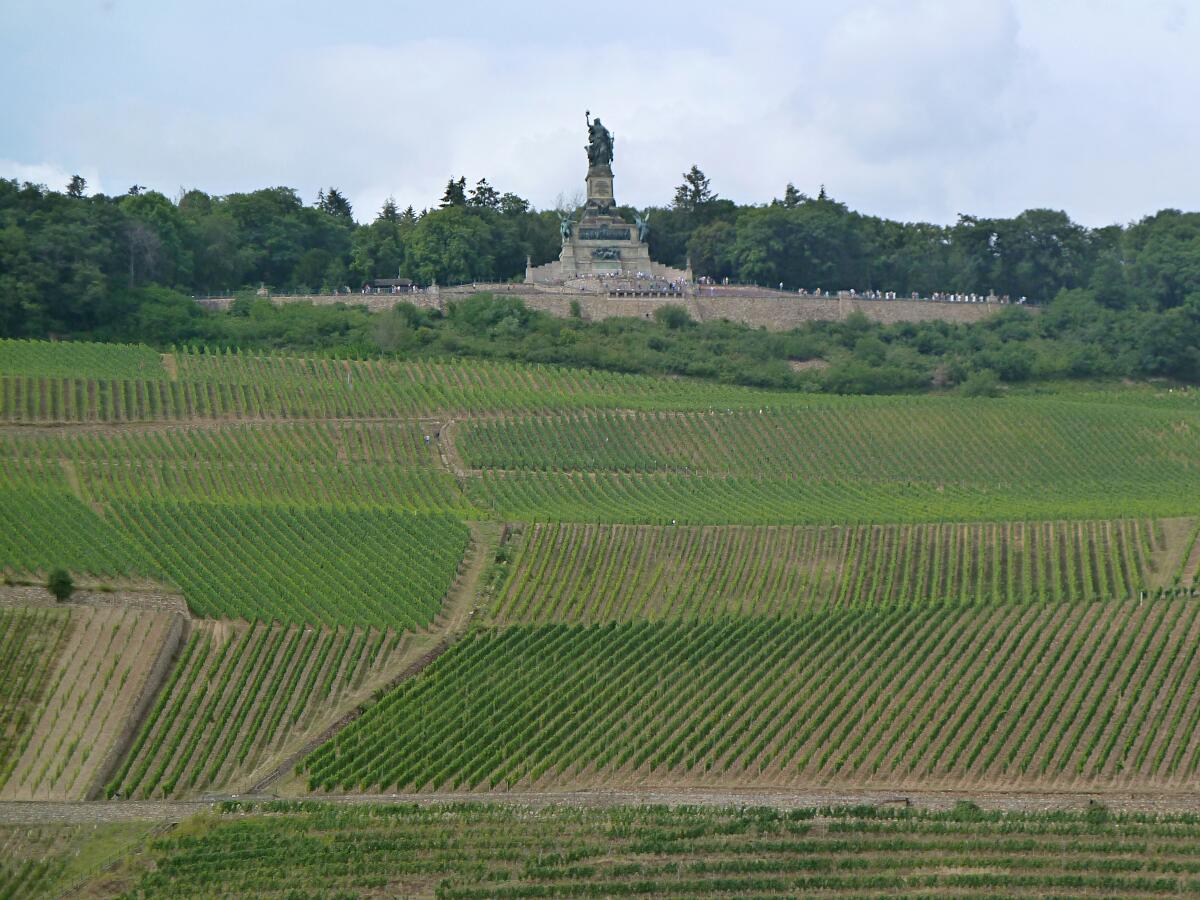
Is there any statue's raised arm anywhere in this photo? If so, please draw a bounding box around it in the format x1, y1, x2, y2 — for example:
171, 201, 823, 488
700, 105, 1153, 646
585, 111, 614, 168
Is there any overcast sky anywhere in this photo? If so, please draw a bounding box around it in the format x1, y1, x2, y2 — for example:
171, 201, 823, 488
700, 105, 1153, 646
1, 0, 1196, 226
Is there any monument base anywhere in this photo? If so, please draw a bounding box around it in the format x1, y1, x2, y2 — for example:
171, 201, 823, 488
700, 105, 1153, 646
525, 116, 692, 287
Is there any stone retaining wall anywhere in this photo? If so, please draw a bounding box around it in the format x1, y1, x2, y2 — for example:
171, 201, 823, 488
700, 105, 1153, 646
198, 288, 1027, 330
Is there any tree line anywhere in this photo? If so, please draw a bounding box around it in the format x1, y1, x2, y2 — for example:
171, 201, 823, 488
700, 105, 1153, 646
2, 169, 1199, 389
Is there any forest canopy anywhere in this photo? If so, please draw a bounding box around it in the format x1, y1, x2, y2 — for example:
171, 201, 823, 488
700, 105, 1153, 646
2, 171, 1200, 392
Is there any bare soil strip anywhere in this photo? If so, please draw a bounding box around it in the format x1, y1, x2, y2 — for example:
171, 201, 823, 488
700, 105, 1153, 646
9, 784, 1200, 826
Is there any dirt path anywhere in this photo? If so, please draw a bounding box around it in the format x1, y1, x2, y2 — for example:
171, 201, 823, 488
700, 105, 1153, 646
9, 784, 1200, 825
1178, 523, 1200, 587
249, 521, 499, 794
437, 418, 469, 477
160, 353, 178, 381
1154, 516, 1197, 587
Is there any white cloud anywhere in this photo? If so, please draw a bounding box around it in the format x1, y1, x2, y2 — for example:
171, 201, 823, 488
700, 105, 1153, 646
2, 0, 1197, 226
0, 159, 103, 195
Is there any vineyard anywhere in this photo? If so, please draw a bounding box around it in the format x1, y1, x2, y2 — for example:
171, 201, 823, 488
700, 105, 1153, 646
0, 609, 71, 790
492, 519, 1186, 624
0, 487, 156, 579
6, 332, 1200, 894
107, 501, 469, 628
469, 468, 1200, 524
126, 801, 1200, 898
0, 821, 156, 900
0, 421, 470, 512
0, 343, 794, 423
0, 339, 165, 380
108, 619, 407, 799
460, 402, 1200, 523
0, 607, 179, 801
458, 404, 1200, 483
305, 599, 1200, 792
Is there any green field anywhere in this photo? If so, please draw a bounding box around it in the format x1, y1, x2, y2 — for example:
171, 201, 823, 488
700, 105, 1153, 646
462, 400, 1200, 523
0, 421, 470, 512
108, 501, 468, 627
0, 339, 166, 380
458, 402, 1200, 482
0, 343, 808, 423
108, 620, 404, 799
493, 519, 1182, 623
120, 801, 1200, 898
304, 599, 1200, 792
0, 609, 71, 790
0, 487, 156, 578
3, 337, 1200, 894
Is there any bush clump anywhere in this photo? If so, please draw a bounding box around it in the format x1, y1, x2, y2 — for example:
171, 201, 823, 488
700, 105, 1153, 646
47, 568, 74, 602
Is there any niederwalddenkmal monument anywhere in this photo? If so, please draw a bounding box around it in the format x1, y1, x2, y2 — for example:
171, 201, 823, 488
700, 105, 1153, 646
525, 113, 690, 285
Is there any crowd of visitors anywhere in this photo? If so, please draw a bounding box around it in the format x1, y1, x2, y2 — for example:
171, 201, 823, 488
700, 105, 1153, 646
695, 277, 1028, 303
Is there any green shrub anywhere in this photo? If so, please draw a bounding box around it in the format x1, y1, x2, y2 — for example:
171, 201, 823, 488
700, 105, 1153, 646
653, 305, 693, 330
47, 568, 74, 602
959, 369, 1000, 397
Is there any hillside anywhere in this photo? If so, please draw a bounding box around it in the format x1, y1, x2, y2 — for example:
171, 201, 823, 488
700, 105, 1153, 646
1, 337, 1199, 895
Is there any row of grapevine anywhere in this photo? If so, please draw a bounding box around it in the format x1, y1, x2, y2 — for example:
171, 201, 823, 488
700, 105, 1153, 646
494, 519, 1169, 623
170, 347, 787, 411
107, 620, 403, 799
0, 822, 155, 900
107, 500, 470, 628
469, 469, 1199, 525
0, 345, 799, 423
459, 403, 1200, 488
1, 607, 178, 801
0, 420, 442, 467
128, 800, 1200, 898
0, 487, 157, 579
74, 458, 467, 513
0, 421, 470, 512
0, 609, 71, 791
305, 599, 1200, 792
0, 339, 165, 380
0, 376, 182, 423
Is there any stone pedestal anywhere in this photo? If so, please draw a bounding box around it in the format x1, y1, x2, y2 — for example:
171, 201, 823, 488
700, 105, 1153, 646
554, 164, 658, 278
584, 165, 616, 216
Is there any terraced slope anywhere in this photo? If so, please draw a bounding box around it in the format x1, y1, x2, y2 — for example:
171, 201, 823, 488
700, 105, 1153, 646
460, 403, 1200, 481
125, 801, 1200, 898
0, 339, 165, 380
1, 607, 180, 801
494, 519, 1178, 624
108, 620, 406, 799
0, 486, 155, 580
476, 469, 1200, 524
108, 501, 469, 628
0, 421, 469, 512
306, 600, 1200, 793
0, 343, 790, 422
0, 609, 72, 789
462, 402, 1200, 523
0, 821, 157, 900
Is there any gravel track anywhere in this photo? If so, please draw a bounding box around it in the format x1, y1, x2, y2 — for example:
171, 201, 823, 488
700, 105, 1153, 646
7, 785, 1200, 824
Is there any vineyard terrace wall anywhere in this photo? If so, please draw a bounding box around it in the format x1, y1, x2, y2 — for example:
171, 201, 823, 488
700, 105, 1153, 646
198, 289, 1019, 331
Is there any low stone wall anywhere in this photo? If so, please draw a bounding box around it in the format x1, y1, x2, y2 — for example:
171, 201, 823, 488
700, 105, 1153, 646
197, 288, 1027, 330
0, 585, 189, 615
514, 292, 1012, 328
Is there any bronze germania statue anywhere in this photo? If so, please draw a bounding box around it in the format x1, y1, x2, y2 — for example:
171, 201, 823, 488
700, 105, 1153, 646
585, 111, 614, 168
